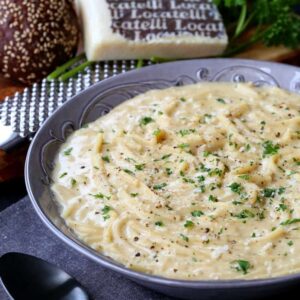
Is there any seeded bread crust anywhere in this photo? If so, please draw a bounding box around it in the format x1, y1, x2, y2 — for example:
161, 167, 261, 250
0, 0, 79, 84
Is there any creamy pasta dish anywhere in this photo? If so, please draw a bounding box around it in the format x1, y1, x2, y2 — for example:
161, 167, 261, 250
52, 82, 300, 280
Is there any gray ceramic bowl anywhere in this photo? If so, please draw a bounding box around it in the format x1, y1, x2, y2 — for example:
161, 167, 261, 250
25, 59, 300, 300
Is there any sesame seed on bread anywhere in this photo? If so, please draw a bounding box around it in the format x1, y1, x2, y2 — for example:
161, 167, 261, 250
0, 0, 79, 84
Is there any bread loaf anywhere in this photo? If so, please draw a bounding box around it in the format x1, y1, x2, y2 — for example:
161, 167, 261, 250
0, 0, 80, 84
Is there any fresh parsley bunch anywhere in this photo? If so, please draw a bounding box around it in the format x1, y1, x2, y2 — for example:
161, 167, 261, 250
214, 0, 300, 55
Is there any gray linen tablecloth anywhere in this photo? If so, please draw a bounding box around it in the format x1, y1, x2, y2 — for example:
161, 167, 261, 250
0, 196, 172, 300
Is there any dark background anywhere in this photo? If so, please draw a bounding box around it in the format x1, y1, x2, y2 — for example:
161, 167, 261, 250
0, 178, 26, 211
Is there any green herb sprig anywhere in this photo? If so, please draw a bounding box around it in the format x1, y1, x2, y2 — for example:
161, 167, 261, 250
214, 0, 300, 55
232, 259, 251, 274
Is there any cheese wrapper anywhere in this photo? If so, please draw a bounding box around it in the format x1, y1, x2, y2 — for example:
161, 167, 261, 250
76, 0, 228, 60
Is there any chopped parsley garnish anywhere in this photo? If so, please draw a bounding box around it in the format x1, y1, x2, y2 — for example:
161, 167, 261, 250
216, 98, 226, 104
280, 218, 300, 226
287, 241, 294, 246
59, 172, 67, 178
232, 260, 251, 274
238, 174, 250, 180
208, 195, 218, 202
184, 220, 194, 228
199, 185, 206, 193
180, 234, 189, 242
178, 143, 189, 149
177, 129, 195, 137
180, 97, 186, 102
203, 114, 212, 123
232, 200, 243, 205
153, 183, 167, 190
130, 193, 138, 197
124, 169, 135, 175
262, 188, 276, 198
245, 144, 251, 151
90, 193, 110, 200
63, 147, 73, 156
155, 221, 164, 227
166, 168, 173, 176
234, 209, 255, 219
183, 177, 195, 184
288, 170, 298, 176
191, 210, 204, 217
228, 182, 243, 195
125, 157, 136, 163
257, 211, 265, 220
200, 163, 211, 172
203, 151, 211, 157
140, 116, 154, 126
228, 133, 235, 146
71, 178, 77, 187
262, 141, 280, 157
294, 158, 300, 166
277, 203, 288, 211
161, 154, 172, 160
102, 156, 110, 163
102, 205, 111, 214
103, 215, 110, 221
197, 175, 205, 182
135, 164, 145, 171
101, 205, 111, 221
153, 128, 161, 136
208, 168, 223, 177
278, 187, 286, 195
260, 121, 266, 131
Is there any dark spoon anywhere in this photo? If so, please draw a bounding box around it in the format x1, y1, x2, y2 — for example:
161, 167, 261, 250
0, 252, 89, 300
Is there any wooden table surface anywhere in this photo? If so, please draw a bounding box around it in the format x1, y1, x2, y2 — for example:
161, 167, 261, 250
0, 77, 27, 182
0, 45, 299, 182
0, 76, 25, 100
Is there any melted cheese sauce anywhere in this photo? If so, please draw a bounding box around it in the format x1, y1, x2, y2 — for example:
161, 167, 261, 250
52, 82, 300, 280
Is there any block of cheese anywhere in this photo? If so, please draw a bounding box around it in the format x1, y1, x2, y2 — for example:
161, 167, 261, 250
76, 0, 228, 61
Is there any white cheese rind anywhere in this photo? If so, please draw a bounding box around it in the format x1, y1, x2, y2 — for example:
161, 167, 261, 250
77, 0, 228, 61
